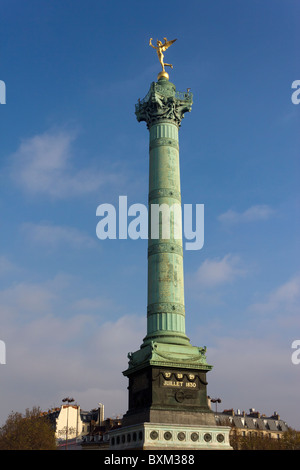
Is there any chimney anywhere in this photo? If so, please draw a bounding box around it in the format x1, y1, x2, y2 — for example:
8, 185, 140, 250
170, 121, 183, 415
248, 408, 260, 418
98, 403, 104, 426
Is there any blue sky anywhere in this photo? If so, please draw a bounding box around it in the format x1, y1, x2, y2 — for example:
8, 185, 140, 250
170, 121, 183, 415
0, 0, 299, 429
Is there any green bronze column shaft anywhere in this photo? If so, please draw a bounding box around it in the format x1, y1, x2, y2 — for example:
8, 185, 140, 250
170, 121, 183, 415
146, 120, 188, 345
135, 77, 193, 347
124, 75, 211, 375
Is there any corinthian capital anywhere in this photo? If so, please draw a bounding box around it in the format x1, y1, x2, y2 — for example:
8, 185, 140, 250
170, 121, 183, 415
135, 80, 192, 129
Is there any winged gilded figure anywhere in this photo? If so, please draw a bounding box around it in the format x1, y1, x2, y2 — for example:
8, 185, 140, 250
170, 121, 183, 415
149, 37, 177, 72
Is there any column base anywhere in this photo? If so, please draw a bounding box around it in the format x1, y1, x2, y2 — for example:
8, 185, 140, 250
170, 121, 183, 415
109, 422, 232, 450
125, 339, 211, 375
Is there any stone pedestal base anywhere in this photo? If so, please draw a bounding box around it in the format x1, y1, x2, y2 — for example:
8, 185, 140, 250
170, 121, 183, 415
122, 363, 214, 428
109, 422, 232, 450
118, 343, 231, 450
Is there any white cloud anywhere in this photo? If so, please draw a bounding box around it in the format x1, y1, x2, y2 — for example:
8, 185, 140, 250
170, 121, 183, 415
0, 256, 19, 276
250, 274, 300, 317
218, 204, 275, 224
0, 273, 145, 425
0, 310, 144, 424
0, 270, 298, 429
22, 222, 96, 249
194, 254, 246, 288
206, 335, 300, 429
71, 297, 114, 311
0, 282, 56, 319
10, 129, 121, 198
0, 273, 73, 321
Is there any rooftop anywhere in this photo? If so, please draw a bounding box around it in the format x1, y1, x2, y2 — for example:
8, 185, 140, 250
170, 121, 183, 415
214, 408, 288, 433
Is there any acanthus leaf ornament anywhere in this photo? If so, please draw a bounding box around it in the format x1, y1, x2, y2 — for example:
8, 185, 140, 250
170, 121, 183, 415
135, 81, 193, 129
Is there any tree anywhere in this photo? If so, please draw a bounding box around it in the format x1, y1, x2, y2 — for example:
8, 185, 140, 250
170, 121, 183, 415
281, 427, 300, 450
0, 406, 57, 450
230, 427, 300, 450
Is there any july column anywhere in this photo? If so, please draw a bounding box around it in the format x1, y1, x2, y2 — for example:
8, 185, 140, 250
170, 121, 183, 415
135, 77, 193, 347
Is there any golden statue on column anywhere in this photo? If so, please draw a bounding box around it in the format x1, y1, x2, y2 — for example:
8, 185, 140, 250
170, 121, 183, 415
149, 37, 177, 79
